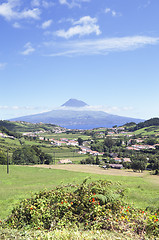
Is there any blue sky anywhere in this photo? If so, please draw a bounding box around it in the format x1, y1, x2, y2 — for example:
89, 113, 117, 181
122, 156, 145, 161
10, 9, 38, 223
0, 0, 159, 120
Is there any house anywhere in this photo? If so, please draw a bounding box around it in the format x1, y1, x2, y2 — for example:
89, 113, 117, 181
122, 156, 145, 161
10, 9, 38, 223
67, 140, 78, 146
109, 164, 123, 169
113, 157, 122, 163
58, 159, 72, 164
109, 153, 118, 158
123, 158, 131, 163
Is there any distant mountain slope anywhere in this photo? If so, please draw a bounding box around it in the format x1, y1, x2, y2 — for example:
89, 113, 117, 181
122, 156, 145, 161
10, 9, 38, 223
10, 99, 143, 129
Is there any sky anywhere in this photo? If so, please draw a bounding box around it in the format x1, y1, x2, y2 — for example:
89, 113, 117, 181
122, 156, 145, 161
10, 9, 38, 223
0, 0, 159, 120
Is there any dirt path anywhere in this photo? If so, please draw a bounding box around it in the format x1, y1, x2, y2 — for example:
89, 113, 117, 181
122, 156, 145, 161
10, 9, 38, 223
32, 164, 150, 177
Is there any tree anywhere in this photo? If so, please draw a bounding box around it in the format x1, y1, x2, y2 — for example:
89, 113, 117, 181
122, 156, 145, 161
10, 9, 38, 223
77, 137, 83, 146
80, 156, 95, 164
144, 138, 157, 145
0, 151, 7, 164
95, 155, 100, 165
104, 137, 114, 150
147, 158, 159, 171
131, 160, 146, 172
12, 145, 52, 165
12, 146, 39, 165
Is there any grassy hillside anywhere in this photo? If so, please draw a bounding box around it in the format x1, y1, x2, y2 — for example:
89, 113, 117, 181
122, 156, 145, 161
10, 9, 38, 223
124, 117, 159, 136
0, 120, 58, 133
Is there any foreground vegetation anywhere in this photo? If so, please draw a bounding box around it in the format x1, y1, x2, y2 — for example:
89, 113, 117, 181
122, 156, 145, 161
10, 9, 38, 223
0, 166, 159, 220
0, 166, 159, 239
1, 178, 159, 239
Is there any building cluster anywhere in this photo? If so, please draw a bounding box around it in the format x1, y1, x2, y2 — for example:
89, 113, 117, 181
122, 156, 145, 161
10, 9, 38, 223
78, 146, 104, 156
126, 144, 156, 151
49, 138, 78, 147
0, 132, 15, 139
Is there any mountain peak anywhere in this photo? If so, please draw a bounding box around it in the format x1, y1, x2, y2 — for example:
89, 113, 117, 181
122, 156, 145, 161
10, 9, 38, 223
61, 99, 88, 108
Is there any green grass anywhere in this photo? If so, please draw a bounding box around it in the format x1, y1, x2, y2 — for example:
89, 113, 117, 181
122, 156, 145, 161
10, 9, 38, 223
0, 165, 94, 219
0, 165, 159, 221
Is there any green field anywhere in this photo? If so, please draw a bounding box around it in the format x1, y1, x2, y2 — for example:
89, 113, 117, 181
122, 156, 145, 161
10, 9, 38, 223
133, 126, 159, 136
40, 132, 90, 140
0, 165, 159, 221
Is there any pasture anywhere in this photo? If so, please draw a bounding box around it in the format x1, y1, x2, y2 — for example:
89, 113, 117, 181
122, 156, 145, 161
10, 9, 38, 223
0, 165, 159, 221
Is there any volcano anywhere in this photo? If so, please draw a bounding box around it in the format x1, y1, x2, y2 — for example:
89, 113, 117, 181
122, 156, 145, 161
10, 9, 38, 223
10, 99, 143, 129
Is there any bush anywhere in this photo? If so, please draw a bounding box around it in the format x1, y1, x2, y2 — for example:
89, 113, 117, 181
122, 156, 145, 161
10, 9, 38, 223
2, 179, 159, 237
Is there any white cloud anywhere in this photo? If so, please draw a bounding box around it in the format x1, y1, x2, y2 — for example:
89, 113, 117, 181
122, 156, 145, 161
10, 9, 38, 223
105, 8, 121, 17
144, 0, 151, 7
42, 1, 55, 8
41, 19, 52, 29
0, 62, 7, 70
12, 22, 21, 28
0, 0, 41, 21
31, 0, 40, 7
19, 8, 41, 20
55, 16, 101, 38
73, 16, 96, 25
59, 0, 90, 8
58, 104, 134, 116
44, 36, 159, 56
31, 0, 54, 8
105, 8, 111, 13
138, 0, 151, 9
21, 42, 35, 55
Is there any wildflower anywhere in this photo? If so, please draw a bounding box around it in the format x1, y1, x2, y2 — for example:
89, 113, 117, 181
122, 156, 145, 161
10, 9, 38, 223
155, 213, 157, 216
93, 193, 96, 195
71, 202, 73, 205
142, 211, 144, 214
65, 201, 67, 203
126, 209, 129, 212
92, 198, 95, 202
61, 201, 63, 204
30, 207, 33, 210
